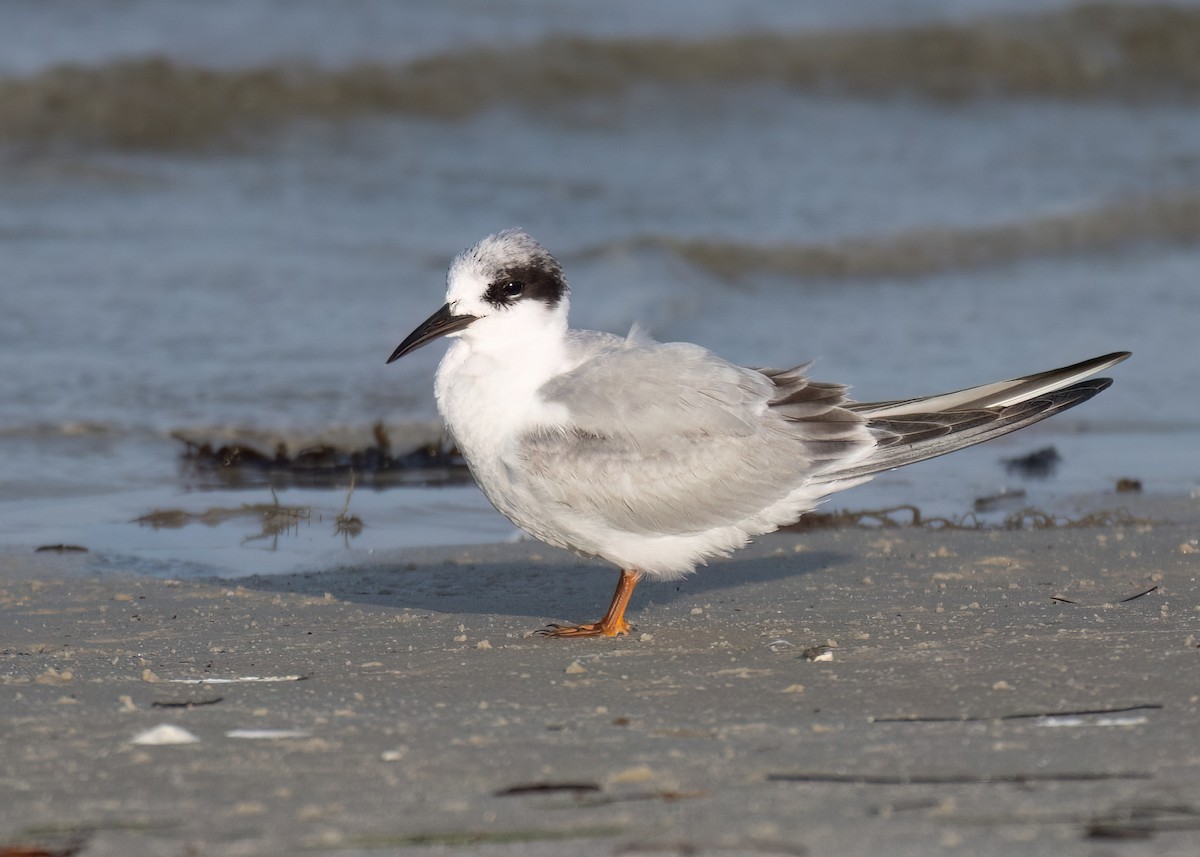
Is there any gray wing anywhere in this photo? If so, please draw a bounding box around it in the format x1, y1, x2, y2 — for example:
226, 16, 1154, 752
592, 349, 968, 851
814, 352, 1130, 483
515, 340, 871, 536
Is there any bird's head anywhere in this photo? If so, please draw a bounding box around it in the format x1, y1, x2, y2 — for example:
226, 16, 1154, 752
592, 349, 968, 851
387, 229, 570, 363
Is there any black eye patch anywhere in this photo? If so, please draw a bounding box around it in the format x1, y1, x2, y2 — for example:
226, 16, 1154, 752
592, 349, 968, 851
483, 261, 566, 309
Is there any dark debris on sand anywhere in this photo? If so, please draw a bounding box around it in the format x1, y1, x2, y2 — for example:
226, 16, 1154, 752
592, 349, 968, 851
1002, 445, 1061, 479
172, 422, 472, 489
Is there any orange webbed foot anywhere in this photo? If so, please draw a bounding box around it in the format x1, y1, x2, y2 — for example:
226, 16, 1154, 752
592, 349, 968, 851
535, 568, 641, 640
536, 618, 633, 638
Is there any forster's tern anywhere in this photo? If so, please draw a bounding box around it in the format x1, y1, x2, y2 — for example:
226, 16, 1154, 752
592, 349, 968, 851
389, 230, 1129, 638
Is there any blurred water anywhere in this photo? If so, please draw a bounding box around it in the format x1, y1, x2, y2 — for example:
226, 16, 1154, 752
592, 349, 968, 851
0, 0, 1122, 75
1, 1, 1196, 576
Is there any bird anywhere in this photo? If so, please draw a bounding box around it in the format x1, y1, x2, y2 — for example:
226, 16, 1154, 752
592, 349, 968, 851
387, 229, 1129, 638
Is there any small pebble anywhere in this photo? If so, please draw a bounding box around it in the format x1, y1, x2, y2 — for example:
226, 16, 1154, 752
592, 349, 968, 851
131, 724, 200, 745
226, 729, 311, 740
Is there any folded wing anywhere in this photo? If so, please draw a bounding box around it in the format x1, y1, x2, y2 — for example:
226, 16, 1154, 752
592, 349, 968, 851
516, 340, 1128, 532
516, 339, 872, 535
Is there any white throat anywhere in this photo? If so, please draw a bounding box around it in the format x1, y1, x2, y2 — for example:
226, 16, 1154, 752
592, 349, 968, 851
433, 304, 573, 454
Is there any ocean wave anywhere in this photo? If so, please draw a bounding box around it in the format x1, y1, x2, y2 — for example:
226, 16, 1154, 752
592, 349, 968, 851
2, 3, 1199, 148
639, 192, 1200, 280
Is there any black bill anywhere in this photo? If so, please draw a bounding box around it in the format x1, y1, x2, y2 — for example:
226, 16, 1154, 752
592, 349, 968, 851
387, 303, 478, 363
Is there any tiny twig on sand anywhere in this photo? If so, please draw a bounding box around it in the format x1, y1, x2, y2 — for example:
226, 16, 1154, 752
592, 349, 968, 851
334, 471, 364, 541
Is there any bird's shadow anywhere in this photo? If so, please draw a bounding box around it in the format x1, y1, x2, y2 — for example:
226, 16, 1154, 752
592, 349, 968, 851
230, 546, 851, 621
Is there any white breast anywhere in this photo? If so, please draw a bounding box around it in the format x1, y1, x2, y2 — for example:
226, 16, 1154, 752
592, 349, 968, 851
433, 334, 576, 535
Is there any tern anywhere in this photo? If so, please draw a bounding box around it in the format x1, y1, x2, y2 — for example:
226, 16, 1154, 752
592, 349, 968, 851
388, 229, 1128, 638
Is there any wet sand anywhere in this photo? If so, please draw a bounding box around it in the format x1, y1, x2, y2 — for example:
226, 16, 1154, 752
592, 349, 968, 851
2, 493, 1198, 856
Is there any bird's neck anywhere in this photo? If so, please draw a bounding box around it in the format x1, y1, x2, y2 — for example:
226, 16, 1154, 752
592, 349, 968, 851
434, 319, 573, 449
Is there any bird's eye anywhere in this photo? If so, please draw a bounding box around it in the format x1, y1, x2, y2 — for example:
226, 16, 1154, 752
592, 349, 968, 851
501, 280, 525, 298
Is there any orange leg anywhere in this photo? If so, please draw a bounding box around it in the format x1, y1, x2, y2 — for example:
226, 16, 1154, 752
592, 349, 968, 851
538, 568, 642, 638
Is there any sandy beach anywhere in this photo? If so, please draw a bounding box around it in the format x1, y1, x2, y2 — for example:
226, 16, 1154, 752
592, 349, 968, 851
3, 492, 1197, 856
